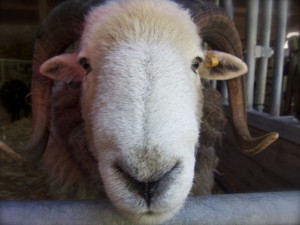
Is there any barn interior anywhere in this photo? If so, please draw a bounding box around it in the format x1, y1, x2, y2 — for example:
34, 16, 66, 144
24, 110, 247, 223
0, 0, 299, 202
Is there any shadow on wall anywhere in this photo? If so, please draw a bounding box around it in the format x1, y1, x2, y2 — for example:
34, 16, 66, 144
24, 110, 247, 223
0, 79, 31, 124
0, 25, 37, 60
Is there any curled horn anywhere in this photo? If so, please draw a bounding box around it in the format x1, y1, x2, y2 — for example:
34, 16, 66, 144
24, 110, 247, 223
24, 0, 104, 160
184, 0, 278, 155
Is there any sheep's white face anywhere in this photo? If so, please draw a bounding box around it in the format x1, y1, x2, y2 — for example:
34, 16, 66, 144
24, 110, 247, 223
82, 42, 201, 224
80, 0, 202, 223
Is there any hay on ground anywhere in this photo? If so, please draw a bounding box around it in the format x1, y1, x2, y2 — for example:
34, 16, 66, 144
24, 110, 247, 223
0, 118, 51, 199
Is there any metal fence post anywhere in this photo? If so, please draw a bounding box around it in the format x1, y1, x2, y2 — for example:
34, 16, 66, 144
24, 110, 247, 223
245, 0, 259, 109
1, 192, 299, 225
223, 0, 233, 19
220, 0, 234, 105
270, 0, 288, 116
254, 0, 273, 112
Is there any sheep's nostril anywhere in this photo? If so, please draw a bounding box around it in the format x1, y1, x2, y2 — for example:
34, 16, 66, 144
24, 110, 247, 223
137, 180, 160, 207
115, 162, 180, 207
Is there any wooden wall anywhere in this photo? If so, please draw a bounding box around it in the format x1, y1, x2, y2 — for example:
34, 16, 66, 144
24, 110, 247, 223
215, 112, 300, 193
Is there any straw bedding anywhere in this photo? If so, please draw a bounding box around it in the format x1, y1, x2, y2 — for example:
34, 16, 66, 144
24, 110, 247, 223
0, 119, 51, 199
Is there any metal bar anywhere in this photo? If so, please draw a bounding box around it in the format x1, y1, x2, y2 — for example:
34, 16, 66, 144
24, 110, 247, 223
254, 0, 273, 112
223, 0, 234, 19
1, 192, 299, 225
245, 0, 259, 109
221, 81, 228, 104
220, 0, 234, 104
270, 0, 288, 116
247, 109, 300, 145
211, 80, 217, 89
214, 0, 220, 6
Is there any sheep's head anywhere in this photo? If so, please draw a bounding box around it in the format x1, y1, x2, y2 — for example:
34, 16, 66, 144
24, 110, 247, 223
38, 1, 247, 223
26, 0, 278, 224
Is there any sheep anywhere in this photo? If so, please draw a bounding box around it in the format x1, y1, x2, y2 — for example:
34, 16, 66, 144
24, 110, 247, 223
0, 79, 31, 122
39, 2, 245, 223
16, 0, 278, 224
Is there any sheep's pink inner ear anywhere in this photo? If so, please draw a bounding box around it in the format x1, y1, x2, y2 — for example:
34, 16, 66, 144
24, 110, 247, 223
40, 53, 85, 82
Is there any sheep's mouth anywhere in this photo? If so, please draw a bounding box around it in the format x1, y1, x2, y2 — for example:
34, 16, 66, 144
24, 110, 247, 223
145, 210, 155, 215
99, 160, 193, 224
110, 162, 182, 209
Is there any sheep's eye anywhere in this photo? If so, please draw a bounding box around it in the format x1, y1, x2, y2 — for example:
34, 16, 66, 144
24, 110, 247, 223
191, 57, 203, 72
79, 57, 92, 74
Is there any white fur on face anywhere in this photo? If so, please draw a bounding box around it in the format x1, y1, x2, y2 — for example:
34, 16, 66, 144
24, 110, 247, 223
80, 0, 203, 223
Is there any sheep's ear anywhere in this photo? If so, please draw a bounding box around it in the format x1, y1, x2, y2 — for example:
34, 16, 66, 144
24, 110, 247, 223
40, 53, 85, 82
197, 50, 247, 80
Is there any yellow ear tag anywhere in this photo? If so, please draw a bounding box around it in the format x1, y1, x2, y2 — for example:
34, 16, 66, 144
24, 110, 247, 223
204, 54, 219, 68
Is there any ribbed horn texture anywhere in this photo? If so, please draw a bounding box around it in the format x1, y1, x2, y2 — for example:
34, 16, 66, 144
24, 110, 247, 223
179, 0, 278, 155
25, 0, 105, 160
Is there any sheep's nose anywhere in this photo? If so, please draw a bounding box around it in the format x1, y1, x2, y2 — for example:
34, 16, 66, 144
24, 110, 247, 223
116, 162, 180, 207
136, 180, 160, 207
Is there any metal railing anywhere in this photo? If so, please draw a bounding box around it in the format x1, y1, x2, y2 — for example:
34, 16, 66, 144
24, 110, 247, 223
221, 0, 299, 120
244, 0, 289, 117
1, 191, 299, 225
246, 0, 300, 130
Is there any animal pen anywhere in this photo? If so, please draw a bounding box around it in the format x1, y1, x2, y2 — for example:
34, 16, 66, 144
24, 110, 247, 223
0, 0, 299, 225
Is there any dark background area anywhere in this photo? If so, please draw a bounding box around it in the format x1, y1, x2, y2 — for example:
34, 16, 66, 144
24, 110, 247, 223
0, 0, 299, 59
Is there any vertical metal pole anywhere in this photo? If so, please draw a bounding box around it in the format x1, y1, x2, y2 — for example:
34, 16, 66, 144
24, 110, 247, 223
221, 0, 234, 104
270, 0, 288, 116
214, 0, 220, 6
254, 0, 273, 112
223, 0, 234, 19
245, 0, 259, 109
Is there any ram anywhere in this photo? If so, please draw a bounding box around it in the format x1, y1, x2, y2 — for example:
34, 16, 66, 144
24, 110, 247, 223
15, 0, 278, 224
